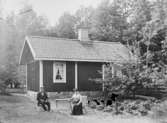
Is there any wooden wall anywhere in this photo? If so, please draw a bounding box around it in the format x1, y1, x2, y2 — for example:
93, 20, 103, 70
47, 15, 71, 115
27, 61, 39, 91
43, 61, 75, 92
41, 61, 102, 92
78, 62, 102, 91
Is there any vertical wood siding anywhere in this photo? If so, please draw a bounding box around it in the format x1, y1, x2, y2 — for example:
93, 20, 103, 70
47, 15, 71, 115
78, 62, 102, 91
43, 61, 75, 92
27, 61, 39, 91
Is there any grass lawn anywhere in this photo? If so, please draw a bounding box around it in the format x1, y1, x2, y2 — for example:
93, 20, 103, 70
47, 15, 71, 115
0, 94, 162, 123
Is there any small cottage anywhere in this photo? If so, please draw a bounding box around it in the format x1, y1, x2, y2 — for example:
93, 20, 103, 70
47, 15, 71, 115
19, 28, 134, 95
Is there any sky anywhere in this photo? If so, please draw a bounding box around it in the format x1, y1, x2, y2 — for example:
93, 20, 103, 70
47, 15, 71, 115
1, 0, 102, 25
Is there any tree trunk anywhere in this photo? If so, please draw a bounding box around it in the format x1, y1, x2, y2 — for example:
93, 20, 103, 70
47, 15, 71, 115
146, 38, 150, 69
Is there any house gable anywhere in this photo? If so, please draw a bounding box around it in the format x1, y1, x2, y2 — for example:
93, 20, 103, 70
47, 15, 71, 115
20, 40, 35, 65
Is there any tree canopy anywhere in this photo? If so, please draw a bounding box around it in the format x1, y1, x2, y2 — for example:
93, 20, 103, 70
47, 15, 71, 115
0, 0, 167, 89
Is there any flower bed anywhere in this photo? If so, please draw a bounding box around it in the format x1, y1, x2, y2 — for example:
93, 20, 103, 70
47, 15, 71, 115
88, 97, 160, 116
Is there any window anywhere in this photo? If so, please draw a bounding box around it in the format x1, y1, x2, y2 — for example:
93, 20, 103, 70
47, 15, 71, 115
53, 62, 66, 83
102, 63, 116, 80
116, 69, 123, 77
102, 64, 111, 80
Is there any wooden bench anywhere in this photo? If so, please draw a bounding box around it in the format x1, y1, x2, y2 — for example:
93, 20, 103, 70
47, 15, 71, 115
81, 96, 88, 113
54, 98, 72, 110
54, 96, 88, 112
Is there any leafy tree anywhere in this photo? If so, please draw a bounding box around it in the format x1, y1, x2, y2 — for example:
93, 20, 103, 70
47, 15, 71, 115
95, 62, 167, 99
75, 6, 94, 28
16, 4, 49, 37
0, 0, 167, 95
55, 12, 77, 39
126, 0, 152, 56
0, 4, 50, 89
91, 0, 119, 41
74, 6, 95, 38
91, 0, 131, 42
152, 0, 167, 27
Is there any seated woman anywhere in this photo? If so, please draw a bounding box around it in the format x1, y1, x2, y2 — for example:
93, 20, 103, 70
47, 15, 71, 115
70, 88, 83, 115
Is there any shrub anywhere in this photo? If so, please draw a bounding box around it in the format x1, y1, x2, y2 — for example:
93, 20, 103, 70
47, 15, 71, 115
0, 82, 8, 94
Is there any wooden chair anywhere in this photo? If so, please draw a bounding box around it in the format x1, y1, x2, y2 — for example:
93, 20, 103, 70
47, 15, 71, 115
81, 95, 88, 114
69, 96, 88, 114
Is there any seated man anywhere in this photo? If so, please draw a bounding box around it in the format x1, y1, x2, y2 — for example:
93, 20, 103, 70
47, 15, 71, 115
70, 88, 83, 115
37, 87, 51, 111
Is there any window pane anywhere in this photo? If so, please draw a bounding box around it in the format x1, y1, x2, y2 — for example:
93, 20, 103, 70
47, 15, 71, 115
53, 62, 66, 83
56, 68, 62, 80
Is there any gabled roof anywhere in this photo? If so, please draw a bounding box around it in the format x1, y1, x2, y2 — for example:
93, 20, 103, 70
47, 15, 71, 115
20, 36, 135, 64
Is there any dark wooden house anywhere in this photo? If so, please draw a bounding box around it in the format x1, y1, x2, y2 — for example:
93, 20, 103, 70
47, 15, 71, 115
19, 28, 134, 94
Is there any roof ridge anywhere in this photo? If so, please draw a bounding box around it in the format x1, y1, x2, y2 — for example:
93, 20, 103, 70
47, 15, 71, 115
27, 35, 121, 44
28, 35, 79, 41
92, 40, 121, 44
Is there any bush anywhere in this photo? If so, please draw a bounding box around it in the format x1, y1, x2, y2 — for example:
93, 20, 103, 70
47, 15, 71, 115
4, 78, 21, 88
0, 82, 8, 95
151, 101, 167, 118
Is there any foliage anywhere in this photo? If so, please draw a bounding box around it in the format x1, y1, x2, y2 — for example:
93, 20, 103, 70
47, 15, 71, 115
15, 4, 49, 36
0, 3, 49, 86
55, 12, 77, 39
75, 6, 94, 28
93, 59, 167, 99
90, 0, 130, 42
0, 0, 167, 92
4, 78, 21, 88
0, 83, 7, 93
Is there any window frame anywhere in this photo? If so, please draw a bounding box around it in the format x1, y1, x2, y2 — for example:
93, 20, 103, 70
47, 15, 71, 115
102, 63, 115, 80
102, 64, 105, 80
53, 62, 66, 83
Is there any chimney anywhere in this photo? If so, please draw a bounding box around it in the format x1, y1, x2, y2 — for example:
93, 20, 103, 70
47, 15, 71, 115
78, 27, 89, 41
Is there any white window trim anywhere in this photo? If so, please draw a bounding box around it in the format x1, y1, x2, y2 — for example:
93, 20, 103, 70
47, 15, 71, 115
102, 63, 115, 80
26, 64, 27, 90
102, 64, 105, 80
53, 62, 66, 83
111, 64, 115, 77
102, 64, 105, 91
39, 61, 43, 90
75, 62, 78, 89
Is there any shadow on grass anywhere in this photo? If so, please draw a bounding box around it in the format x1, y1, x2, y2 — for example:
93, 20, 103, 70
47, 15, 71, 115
0, 92, 11, 96
0, 92, 31, 103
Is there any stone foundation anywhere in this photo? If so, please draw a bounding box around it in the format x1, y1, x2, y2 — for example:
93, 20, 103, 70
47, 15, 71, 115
48, 91, 102, 99
27, 90, 38, 101
26, 90, 102, 111
26, 90, 102, 100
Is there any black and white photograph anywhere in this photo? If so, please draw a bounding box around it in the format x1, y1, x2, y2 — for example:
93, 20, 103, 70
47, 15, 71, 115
0, 0, 166, 122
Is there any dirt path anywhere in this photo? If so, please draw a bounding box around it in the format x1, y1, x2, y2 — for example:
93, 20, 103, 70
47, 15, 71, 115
0, 95, 159, 123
